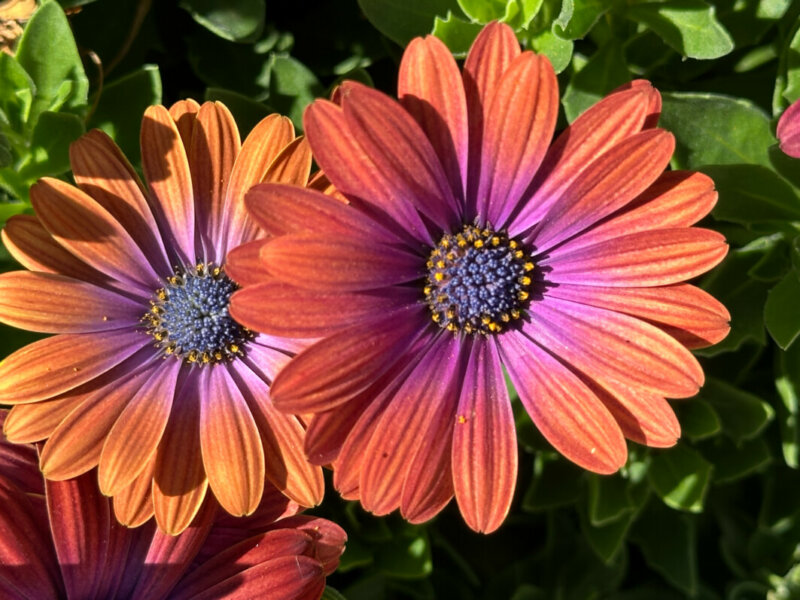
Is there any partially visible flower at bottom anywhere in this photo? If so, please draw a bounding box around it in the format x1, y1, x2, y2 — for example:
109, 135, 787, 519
0, 411, 346, 600
778, 98, 800, 158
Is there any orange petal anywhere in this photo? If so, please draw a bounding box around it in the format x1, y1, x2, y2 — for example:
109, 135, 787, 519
169, 98, 201, 149
200, 367, 265, 516
113, 457, 156, 527
225, 239, 270, 287
3, 394, 86, 442
263, 136, 312, 186
141, 105, 196, 263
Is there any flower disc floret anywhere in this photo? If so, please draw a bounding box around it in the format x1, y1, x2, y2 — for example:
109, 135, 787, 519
144, 263, 249, 364
425, 225, 534, 335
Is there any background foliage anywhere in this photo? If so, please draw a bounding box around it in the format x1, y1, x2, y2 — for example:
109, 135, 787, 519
2, 0, 800, 598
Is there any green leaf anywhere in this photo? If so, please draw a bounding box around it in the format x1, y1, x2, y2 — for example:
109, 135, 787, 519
766, 270, 800, 350
701, 436, 771, 483
528, 27, 573, 73
625, 0, 734, 60
502, 0, 543, 29
457, 0, 506, 22
522, 454, 584, 511
266, 55, 324, 130
15, 0, 89, 124
0, 53, 34, 133
205, 88, 271, 137
562, 40, 629, 123
0, 134, 11, 169
700, 378, 774, 443
321, 587, 349, 600
782, 24, 800, 105
660, 92, 775, 169
776, 342, 800, 468
336, 536, 374, 573
700, 164, 800, 226
553, 0, 607, 40
88, 65, 162, 162
373, 528, 432, 579
587, 474, 633, 526
180, 0, 265, 42
17, 110, 84, 180
432, 13, 484, 57
630, 503, 698, 595
356, 0, 464, 46
648, 443, 712, 512
582, 505, 638, 564
674, 399, 721, 441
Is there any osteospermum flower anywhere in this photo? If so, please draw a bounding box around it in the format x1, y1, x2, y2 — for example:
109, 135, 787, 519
0, 100, 325, 534
229, 22, 730, 534
778, 98, 800, 158
0, 411, 346, 600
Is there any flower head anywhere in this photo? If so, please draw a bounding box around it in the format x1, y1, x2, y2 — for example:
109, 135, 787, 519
778, 98, 800, 158
0, 100, 325, 534
0, 410, 346, 600
229, 23, 730, 533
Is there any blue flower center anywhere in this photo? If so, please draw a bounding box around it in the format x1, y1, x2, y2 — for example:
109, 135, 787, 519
425, 225, 533, 335
144, 264, 249, 364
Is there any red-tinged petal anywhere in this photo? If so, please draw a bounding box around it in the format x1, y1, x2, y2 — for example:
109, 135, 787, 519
304, 98, 432, 245
0, 271, 142, 333
463, 21, 520, 216
546, 283, 731, 349
545, 228, 728, 287
399, 35, 469, 201
525, 297, 704, 398
532, 129, 675, 253
225, 239, 270, 287
1, 215, 108, 284
201, 367, 265, 516
113, 457, 156, 527
98, 359, 180, 495
360, 334, 461, 516
500, 331, 627, 473
127, 501, 216, 600
262, 233, 422, 292
452, 338, 516, 533
263, 136, 313, 186
590, 379, 680, 447
306, 170, 345, 200
510, 84, 661, 236
243, 336, 298, 380
610, 79, 662, 128
0, 330, 148, 404
0, 481, 63, 599
153, 372, 208, 535
169, 98, 201, 148
778, 98, 800, 158
141, 104, 197, 263
245, 183, 390, 239
231, 281, 417, 338
281, 515, 348, 575
189, 102, 241, 258
0, 412, 42, 494
4, 393, 88, 443
70, 129, 172, 276
39, 357, 161, 480
341, 80, 461, 230
46, 473, 112, 599
30, 178, 159, 291
480, 53, 559, 228
222, 114, 295, 249
553, 170, 718, 254
270, 307, 426, 413
186, 555, 325, 600
229, 362, 324, 508
305, 400, 366, 466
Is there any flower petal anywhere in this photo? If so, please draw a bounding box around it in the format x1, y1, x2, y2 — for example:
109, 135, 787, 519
153, 372, 209, 536
511, 83, 662, 236
480, 52, 559, 228
531, 128, 675, 253
4, 387, 100, 444
524, 297, 704, 398
544, 228, 728, 287
141, 104, 197, 263
113, 457, 156, 527
0, 330, 149, 404
201, 367, 265, 516
0, 271, 142, 333
70, 129, 172, 276
225, 239, 270, 287
169, 98, 201, 148
261, 233, 422, 292
231, 281, 418, 338
98, 358, 180, 495
39, 355, 160, 480
269, 307, 426, 413
778, 98, 800, 158
452, 338, 516, 533
263, 135, 312, 186
500, 331, 627, 473
31, 177, 159, 291
546, 283, 730, 349
188, 102, 241, 258
399, 34, 469, 202
304, 98, 432, 245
